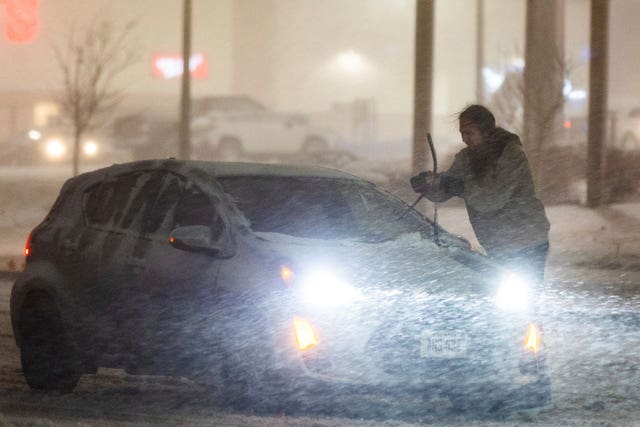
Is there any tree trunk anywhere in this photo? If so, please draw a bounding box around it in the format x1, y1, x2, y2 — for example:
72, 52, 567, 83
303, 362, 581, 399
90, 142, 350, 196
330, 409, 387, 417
72, 128, 81, 177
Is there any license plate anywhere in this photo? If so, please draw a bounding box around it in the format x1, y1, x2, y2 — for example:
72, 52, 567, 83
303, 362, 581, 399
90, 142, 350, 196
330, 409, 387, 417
420, 330, 468, 358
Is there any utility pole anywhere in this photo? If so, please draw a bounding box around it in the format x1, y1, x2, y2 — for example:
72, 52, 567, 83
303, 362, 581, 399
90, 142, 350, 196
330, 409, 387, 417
476, 0, 485, 104
586, 0, 609, 207
179, 0, 192, 160
523, 0, 565, 196
412, 0, 435, 174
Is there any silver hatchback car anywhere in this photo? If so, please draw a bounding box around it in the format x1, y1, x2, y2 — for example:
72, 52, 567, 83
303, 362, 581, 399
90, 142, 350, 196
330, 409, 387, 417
11, 159, 550, 418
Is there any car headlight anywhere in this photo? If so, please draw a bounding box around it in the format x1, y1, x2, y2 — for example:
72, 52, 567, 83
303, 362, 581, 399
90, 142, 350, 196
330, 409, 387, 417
44, 138, 66, 159
28, 129, 41, 141
83, 140, 98, 156
283, 264, 361, 307
494, 271, 531, 311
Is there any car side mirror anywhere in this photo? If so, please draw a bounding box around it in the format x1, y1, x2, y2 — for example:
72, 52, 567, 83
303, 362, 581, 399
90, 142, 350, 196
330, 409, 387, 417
169, 225, 220, 255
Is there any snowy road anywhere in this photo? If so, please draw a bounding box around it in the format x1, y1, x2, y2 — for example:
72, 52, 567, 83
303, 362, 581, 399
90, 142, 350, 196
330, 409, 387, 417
1, 275, 639, 426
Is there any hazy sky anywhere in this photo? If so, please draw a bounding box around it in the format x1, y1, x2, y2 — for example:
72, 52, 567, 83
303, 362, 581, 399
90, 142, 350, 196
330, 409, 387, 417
1, 0, 639, 134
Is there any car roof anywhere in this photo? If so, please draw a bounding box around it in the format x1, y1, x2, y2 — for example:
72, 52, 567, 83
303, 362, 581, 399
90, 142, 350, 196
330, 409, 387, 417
78, 159, 366, 183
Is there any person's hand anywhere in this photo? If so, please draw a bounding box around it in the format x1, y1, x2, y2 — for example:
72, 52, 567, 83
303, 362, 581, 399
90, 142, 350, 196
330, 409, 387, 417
410, 171, 437, 193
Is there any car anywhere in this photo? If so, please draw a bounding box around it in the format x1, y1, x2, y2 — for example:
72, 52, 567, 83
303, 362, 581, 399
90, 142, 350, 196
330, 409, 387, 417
190, 95, 342, 160
10, 159, 551, 418
618, 107, 640, 150
110, 112, 178, 161
1, 126, 117, 166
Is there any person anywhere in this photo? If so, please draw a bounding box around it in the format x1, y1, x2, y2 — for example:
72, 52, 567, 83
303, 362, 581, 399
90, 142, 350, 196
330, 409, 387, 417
411, 104, 550, 289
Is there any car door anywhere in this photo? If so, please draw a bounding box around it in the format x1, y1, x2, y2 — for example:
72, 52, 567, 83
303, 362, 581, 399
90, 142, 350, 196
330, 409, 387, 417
77, 172, 144, 356
91, 170, 177, 361
115, 173, 232, 372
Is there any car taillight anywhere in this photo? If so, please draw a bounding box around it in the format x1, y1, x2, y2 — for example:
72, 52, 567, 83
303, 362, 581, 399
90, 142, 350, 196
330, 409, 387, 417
24, 233, 32, 257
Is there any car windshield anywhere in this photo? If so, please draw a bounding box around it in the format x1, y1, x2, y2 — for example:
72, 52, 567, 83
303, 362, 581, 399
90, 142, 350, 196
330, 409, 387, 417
217, 176, 433, 242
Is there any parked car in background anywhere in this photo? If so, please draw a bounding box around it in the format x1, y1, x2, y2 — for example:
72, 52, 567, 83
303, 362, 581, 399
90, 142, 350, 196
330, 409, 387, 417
11, 159, 551, 419
110, 112, 177, 160
1, 126, 118, 166
619, 107, 640, 150
190, 95, 343, 160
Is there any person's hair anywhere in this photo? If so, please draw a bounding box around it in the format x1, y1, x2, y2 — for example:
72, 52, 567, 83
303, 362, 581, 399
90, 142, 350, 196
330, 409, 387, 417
458, 104, 496, 135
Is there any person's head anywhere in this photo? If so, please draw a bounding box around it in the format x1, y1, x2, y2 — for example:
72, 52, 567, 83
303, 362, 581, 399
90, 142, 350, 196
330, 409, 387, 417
458, 105, 496, 150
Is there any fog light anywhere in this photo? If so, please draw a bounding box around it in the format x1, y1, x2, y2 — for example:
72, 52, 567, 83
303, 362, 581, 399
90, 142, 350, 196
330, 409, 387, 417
293, 317, 317, 351
524, 323, 540, 353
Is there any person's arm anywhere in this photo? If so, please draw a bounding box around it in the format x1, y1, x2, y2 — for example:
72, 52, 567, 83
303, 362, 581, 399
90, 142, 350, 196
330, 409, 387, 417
410, 153, 465, 203
464, 142, 532, 212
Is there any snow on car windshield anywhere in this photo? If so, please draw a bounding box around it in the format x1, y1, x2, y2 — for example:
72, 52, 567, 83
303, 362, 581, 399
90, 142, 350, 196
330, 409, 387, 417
217, 176, 431, 242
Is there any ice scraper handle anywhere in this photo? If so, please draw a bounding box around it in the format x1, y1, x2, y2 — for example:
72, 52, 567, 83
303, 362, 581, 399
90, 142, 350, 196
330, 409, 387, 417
428, 132, 437, 174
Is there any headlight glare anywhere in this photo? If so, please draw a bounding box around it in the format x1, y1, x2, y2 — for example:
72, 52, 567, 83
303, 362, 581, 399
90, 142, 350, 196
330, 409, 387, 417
45, 138, 66, 158
83, 140, 98, 156
495, 271, 531, 311
300, 268, 360, 307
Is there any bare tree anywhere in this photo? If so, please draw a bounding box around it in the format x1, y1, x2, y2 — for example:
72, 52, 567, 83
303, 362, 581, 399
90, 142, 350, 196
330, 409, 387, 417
488, 45, 572, 195
52, 17, 139, 176
489, 47, 571, 137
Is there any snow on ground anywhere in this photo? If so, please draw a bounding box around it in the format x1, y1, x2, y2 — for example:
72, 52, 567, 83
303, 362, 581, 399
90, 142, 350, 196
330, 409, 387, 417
0, 162, 639, 425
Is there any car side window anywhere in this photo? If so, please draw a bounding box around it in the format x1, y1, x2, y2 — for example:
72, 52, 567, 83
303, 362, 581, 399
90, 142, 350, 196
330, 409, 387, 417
85, 181, 116, 225
140, 173, 183, 235
84, 173, 141, 227
110, 173, 143, 226
121, 172, 165, 230
173, 185, 225, 241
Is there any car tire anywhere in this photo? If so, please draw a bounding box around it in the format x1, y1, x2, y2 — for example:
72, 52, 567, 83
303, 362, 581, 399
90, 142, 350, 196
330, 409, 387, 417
193, 139, 217, 161
217, 138, 244, 161
18, 294, 83, 393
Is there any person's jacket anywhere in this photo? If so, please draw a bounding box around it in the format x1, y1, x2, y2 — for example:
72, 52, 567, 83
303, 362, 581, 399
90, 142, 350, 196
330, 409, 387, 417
423, 128, 550, 256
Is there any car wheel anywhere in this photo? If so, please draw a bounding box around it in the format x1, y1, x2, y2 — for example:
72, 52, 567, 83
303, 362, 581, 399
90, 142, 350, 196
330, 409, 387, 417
301, 136, 328, 154
18, 294, 82, 393
193, 139, 217, 160
217, 138, 244, 161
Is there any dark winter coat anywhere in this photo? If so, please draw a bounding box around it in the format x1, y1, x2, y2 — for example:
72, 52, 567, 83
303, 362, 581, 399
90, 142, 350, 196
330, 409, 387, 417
425, 128, 550, 256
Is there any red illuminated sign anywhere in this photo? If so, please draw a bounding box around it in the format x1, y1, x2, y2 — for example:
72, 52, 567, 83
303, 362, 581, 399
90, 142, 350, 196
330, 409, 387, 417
1, 0, 39, 44
152, 53, 208, 80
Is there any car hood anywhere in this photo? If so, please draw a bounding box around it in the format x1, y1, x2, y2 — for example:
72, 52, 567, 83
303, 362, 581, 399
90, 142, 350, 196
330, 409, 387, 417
246, 231, 528, 387
252, 231, 498, 297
